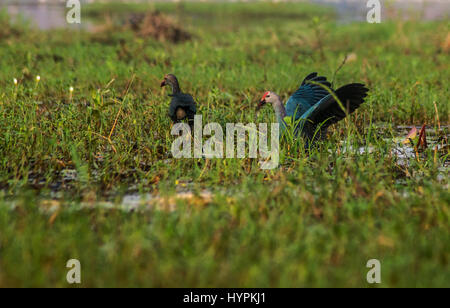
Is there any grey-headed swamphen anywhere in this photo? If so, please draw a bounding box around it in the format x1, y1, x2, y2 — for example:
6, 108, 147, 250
160, 74, 197, 128
258, 72, 368, 145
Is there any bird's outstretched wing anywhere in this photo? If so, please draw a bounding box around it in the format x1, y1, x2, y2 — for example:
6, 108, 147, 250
298, 83, 369, 137
285, 72, 332, 121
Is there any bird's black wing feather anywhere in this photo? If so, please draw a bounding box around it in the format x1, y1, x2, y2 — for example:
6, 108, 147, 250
300, 83, 368, 138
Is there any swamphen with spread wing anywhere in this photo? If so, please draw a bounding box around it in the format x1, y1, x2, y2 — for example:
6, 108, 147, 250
258, 72, 368, 145
160, 74, 197, 128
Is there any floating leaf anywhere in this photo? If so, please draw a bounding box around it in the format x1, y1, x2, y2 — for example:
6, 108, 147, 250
402, 126, 417, 144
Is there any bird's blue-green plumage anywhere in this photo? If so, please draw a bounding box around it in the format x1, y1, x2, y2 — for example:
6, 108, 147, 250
285, 72, 332, 121
280, 72, 368, 141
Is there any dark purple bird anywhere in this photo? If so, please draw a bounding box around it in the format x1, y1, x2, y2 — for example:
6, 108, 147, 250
160, 74, 197, 127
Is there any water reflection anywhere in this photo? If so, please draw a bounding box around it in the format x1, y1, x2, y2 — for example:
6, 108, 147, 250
314, 0, 450, 22
3, 2, 83, 30
2, 1, 449, 30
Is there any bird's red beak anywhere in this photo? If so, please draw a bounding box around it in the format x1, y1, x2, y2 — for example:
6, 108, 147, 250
257, 99, 266, 111
257, 91, 269, 110
160, 80, 166, 88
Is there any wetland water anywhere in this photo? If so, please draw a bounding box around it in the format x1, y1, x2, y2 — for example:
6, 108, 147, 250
2, 1, 449, 30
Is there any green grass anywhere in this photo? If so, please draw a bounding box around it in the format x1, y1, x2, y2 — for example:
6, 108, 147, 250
0, 2, 448, 287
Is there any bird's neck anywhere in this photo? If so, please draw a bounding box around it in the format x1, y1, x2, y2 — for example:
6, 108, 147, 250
272, 96, 287, 124
169, 80, 181, 95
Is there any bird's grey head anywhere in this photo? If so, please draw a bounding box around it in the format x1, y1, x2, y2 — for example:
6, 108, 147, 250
160, 74, 179, 89
257, 91, 280, 110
